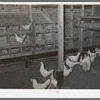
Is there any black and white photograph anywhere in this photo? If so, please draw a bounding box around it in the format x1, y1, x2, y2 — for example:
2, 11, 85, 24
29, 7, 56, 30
0, 3, 100, 90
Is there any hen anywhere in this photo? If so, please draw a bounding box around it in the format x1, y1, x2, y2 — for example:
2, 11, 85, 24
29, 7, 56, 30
50, 72, 57, 87
40, 61, 54, 80
63, 64, 73, 77
31, 79, 50, 89
15, 33, 26, 44
87, 50, 98, 62
95, 47, 100, 56
80, 54, 86, 66
68, 52, 80, 62
65, 57, 80, 68
80, 54, 91, 72
20, 22, 32, 30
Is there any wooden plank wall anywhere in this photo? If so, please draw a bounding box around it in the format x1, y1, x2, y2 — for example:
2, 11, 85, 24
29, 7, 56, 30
0, 5, 58, 59
65, 5, 100, 51
34, 7, 58, 53
0, 5, 33, 59
92, 5, 100, 46
0, 5, 100, 59
83, 5, 93, 47
65, 5, 81, 49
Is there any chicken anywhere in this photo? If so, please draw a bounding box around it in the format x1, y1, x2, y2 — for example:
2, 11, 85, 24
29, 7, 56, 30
31, 79, 50, 89
65, 57, 80, 68
80, 54, 91, 72
95, 47, 100, 56
15, 33, 26, 44
80, 54, 86, 66
63, 64, 73, 77
40, 61, 54, 80
87, 50, 98, 62
20, 22, 32, 30
50, 72, 57, 87
68, 52, 80, 62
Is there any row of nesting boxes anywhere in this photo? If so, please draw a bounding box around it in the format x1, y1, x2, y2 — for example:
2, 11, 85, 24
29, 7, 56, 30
0, 5, 100, 58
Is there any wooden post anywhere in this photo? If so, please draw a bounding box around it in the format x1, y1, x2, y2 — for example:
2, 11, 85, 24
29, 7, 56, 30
25, 5, 33, 68
29, 5, 33, 22
91, 5, 94, 46
30, 6, 36, 53
79, 5, 84, 53
57, 4, 64, 88
29, 5, 34, 52
7, 35, 10, 54
52, 24, 56, 50
70, 5, 73, 48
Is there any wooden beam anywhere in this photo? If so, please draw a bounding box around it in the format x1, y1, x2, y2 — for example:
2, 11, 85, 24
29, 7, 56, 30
32, 5, 57, 8
29, 5, 33, 22
58, 5, 64, 71
81, 16, 100, 19
91, 5, 94, 46
0, 43, 35, 49
0, 30, 32, 36
79, 5, 84, 53
74, 23, 100, 30
70, 5, 73, 48
20, 5, 32, 69
36, 29, 58, 33
29, 5, 36, 53
57, 5, 64, 88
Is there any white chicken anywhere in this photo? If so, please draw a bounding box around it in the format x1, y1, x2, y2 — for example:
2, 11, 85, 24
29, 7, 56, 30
87, 50, 98, 62
50, 72, 57, 87
40, 61, 54, 80
63, 64, 73, 77
68, 52, 80, 62
95, 47, 100, 56
80, 54, 86, 66
80, 54, 91, 72
31, 79, 50, 89
15, 33, 26, 44
20, 22, 32, 30
65, 57, 80, 68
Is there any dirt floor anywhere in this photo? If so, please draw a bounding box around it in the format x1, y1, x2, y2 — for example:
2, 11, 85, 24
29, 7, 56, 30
0, 55, 100, 89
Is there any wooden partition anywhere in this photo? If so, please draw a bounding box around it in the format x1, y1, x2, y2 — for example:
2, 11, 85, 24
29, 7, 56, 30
0, 5, 58, 59
0, 5, 100, 59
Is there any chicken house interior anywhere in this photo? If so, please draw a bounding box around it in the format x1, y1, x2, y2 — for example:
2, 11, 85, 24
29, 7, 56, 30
0, 4, 100, 89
